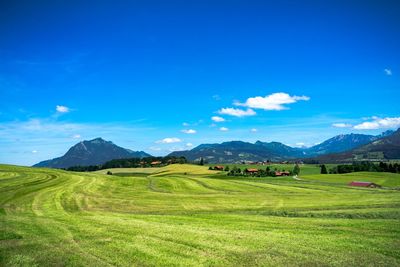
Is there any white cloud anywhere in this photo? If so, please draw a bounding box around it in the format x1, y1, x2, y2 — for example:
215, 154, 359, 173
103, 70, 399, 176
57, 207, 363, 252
182, 122, 190, 126
181, 129, 197, 134
353, 117, 400, 130
156, 137, 182, 144
168, 146, 185, 152
218, 108, 256, 117
32, 150, 38, 153
384, 68, 392, 76
250, 128, 258, 132
332, 123, 352, 128
235, 92, 310, 111
219, 127, 229, 131
72, 134, 81, 139
186, 143, 193, 147
56, 105, 70, 113
211, 116, 225, 122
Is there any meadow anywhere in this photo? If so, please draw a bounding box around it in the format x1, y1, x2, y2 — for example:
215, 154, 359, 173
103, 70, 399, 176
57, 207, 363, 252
1, 164, 400, 266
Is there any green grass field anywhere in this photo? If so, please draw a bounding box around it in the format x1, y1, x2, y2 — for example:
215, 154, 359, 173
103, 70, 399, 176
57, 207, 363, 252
1, 164, 400, 266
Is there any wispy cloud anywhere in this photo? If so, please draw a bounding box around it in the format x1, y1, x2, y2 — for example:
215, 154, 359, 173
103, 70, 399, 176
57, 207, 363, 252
218, 108, 256, 117
219, 127, 229, 131
384, 68, 392, 76
211, 116, 225, 122
56, 105, 70, 113
235, 92, 310, 111
332, 123, 352, 128
181, 129, 197, 134
294, 142, 306, 147
72, 134, 81, 139
353, 117, 400, 130
250, 128, 257, 132
212, 94, 221, 101
156, 137, 182, 144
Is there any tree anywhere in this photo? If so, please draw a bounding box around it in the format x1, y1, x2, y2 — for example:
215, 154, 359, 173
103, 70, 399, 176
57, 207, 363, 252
320, 164, 328, 174
224, 166, 230, 172
106, 171, 113, 175
293, 164, 300, 176
199, 158, 204, 166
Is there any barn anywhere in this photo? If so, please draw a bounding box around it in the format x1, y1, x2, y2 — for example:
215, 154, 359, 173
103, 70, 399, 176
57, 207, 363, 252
213, 166, 224, 171
275, 171, 290, 176
348, 181, 381, 188
245, 168, 259, 174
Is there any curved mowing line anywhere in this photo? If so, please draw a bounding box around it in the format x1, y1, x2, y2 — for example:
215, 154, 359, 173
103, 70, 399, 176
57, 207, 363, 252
184, 177, 240, 193
146, 177, 171, 193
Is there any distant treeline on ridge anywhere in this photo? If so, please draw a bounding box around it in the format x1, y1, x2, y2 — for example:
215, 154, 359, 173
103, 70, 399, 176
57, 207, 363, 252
327, 161, 400, 174
66, 156, 187, 172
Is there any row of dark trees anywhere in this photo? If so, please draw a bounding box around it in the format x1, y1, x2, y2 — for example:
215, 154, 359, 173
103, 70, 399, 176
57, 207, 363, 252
66, 156, 187, 172
320, 161, 400, 174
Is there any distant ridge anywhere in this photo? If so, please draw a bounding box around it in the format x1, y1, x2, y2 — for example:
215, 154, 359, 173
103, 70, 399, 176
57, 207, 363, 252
307, 128, 400, 163
169, 131, 394, 163
34, 138, 151, 168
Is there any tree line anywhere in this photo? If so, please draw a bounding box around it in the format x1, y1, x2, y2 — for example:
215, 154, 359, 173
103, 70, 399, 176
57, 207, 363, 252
320, 161, 400, 174
66, 156, 187, 172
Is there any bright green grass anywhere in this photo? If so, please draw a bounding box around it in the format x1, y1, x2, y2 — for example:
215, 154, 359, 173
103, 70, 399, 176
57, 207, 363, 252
302, 172, 400, 187
1, 164, 400, 266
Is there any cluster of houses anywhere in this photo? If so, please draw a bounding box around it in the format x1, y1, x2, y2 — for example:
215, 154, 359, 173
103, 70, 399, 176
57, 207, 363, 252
244, 169, 290, 176
240, 160, 304, 165
211, 166, 291, 176
140, 160, 174, 167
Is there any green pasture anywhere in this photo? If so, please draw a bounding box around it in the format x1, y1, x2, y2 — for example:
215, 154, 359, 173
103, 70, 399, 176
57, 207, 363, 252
1, 164, 399, 266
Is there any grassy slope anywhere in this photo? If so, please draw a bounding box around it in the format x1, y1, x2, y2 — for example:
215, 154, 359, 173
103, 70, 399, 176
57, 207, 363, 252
1, 164, 400, 266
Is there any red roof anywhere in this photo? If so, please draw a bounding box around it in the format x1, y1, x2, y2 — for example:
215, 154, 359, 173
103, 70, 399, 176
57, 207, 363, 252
214, 166, 224, 170
275, 171, 290, 176
349, 181, 378, 187
246, 168, 259, 172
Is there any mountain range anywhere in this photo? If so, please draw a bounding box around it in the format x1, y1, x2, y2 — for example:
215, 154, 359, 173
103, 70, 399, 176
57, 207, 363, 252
168, 132, 396, 163
34, 129, 399, 168
34, 138, 151, 168
307, 129, 400, 163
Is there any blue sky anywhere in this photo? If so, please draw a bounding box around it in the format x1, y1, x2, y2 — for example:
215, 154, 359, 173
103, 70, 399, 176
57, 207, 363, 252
1, 0, 399, 166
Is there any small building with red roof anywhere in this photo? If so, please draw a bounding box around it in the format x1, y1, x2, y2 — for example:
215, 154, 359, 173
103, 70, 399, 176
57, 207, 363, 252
348, 181, 381, 188
213, 166, 224, 171
275, 171, 290, 176
245, 168, 259, 173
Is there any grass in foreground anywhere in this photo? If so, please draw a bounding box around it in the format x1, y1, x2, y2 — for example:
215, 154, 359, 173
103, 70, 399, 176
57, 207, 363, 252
1, 164, 400, 266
